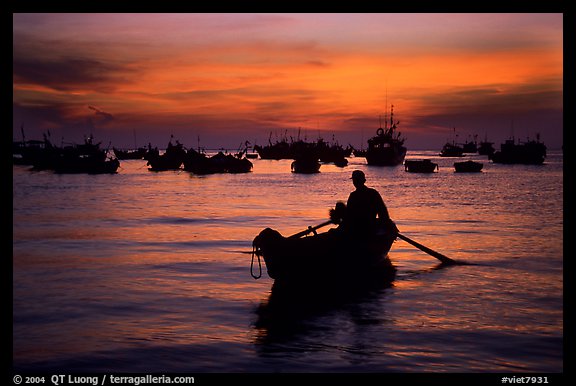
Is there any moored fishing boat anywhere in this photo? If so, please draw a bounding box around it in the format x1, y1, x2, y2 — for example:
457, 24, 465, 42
208, 151, 253, 173
461, 136, 478, 153
146, 137, 187, 171
404, 159, 438, 173
251, 221, 397, 283
183, 148, 253, 174
439, 142, 464, 157
365, 105, 407, 166
454, 160, 483, 172
478, 141, 495, 156
291, 154, 321, 173
24, 133, 120, 173
490, 135, 546, 165
478, 133, 495, 156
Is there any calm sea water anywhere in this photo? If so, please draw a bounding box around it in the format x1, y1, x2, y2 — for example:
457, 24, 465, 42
12, 150, 563, 374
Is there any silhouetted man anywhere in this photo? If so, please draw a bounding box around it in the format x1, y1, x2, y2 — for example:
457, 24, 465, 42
332, 170, 397, 237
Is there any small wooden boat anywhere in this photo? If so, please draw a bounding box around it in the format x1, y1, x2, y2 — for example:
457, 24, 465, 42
454, 160, 483, 172
404, 159, 438, 173
291, 155, 321, 173
332, 156, 349, 167
252, 222, 397, 283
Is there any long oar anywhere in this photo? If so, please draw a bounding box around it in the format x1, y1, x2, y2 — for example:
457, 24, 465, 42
288, 221, 456, 265
288, 220, 334, 239
396, 233, 456, 265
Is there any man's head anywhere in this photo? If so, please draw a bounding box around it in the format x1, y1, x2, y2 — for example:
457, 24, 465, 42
351, 170, 366, 188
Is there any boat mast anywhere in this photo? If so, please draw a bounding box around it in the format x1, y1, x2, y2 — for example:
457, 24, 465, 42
384, 83, 388, 131
510, 119, 515, 143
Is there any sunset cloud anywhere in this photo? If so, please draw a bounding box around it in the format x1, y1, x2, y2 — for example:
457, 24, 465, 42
13, 13, 563, 149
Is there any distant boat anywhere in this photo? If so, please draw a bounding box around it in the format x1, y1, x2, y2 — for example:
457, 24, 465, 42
210, 151, 253, 173
24, 133, 121, 174
404, 159, 438, 173
439, 142, 464, 157
291, 154, 321, 173
316, 137, 353, 163
477, 133, 495, 156
183, 148, 253, 174
143, 143, 160, 161
253, 131, 311, 160
365, 105, 407, 166
439, 127, 465, 157
490, 135, 546, 165
146, 137, 187, 171
454, 160, 483, 173
254, 133, 350, 166
54, 142, 119, 174
478, 141, 495, 156
461, 136, 478, 153
253, 134, 292, 160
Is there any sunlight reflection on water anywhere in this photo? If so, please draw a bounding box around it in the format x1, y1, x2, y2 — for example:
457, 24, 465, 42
13, 151, 563, 372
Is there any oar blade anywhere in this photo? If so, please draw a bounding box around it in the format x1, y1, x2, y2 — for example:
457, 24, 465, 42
396, 233, 456, 265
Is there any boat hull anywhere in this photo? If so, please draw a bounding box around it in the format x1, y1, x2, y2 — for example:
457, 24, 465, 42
439, 143, 464, 157
404, 159, 438, 173
366, 146, 407, 166
291, 159, 321, 173
183, 150, 253, 174
489, 139, 546, 165
253, 226, 397, 282
490, 151, 545, 165
454, 160, 483, 172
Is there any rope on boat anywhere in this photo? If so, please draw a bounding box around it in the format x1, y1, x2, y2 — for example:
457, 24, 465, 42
250, 236, 262, 279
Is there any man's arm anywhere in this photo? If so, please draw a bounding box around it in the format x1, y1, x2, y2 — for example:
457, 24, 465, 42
374, 190, 390, 220
373, 190, 399, 235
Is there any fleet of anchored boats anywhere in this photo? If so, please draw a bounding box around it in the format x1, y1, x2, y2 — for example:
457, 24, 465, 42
13, 108, 549, 175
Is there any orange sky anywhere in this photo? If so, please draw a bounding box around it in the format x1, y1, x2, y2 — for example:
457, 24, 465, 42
13, 13, 563, 149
